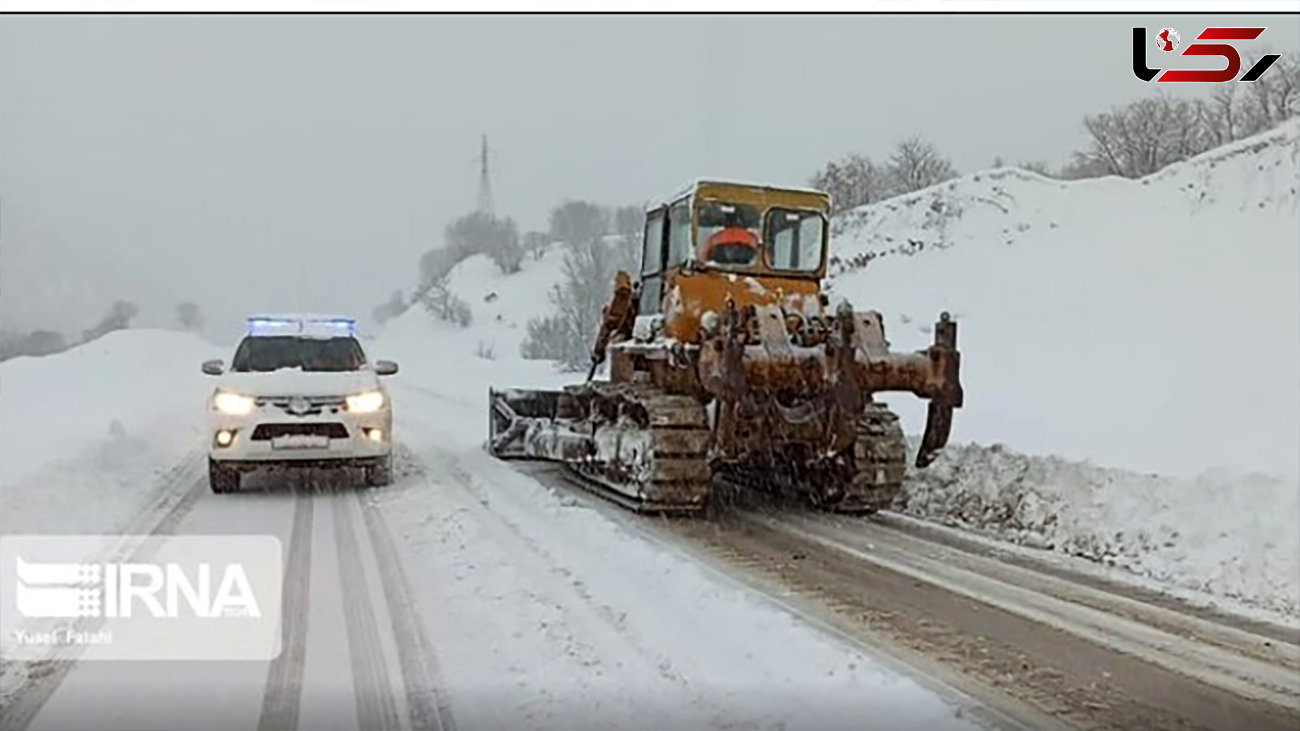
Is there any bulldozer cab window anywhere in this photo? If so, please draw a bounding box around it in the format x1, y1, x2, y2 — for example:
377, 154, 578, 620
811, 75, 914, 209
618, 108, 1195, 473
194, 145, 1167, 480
698, 200, 761, 267
766, 208, 826, 273
666, 200, 693, 267
639, 208, 667, 314
641, 208, 666, 275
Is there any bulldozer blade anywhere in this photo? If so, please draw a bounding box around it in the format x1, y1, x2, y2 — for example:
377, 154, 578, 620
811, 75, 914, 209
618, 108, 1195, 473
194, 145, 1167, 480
487, 388, 593, 461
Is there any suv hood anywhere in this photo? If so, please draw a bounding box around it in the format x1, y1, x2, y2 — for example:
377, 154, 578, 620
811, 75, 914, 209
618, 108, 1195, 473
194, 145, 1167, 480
216, 369, 381, 398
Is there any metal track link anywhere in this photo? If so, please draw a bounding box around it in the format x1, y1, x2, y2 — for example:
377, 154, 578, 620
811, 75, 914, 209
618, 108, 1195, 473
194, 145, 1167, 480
839, 403, 908, 513
572, 383, 712, 513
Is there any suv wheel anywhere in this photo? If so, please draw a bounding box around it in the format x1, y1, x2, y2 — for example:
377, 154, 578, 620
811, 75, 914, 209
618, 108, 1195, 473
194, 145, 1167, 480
364, 455, 392, 488
209, 459, 241, 494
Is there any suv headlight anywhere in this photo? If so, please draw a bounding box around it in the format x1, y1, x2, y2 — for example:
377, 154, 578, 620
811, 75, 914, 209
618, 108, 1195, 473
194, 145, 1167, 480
345, 391, 385, 413
213, 391, 256, 415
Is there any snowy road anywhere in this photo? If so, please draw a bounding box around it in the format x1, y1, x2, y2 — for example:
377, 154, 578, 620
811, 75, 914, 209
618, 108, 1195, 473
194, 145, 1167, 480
0, 385, 986, 731
4, 378, 1297, 731
503, 462, 1300, 731
3, 472, 454, 731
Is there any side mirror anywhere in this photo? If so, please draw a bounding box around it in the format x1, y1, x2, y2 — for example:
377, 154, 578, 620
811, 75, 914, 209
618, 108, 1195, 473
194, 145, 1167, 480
374, 360, 399, 376
201, 359, 225, 376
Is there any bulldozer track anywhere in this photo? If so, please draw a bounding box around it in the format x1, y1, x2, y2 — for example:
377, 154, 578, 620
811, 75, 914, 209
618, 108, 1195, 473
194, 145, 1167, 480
574, 383, 713, 513
714, 402, 910, 513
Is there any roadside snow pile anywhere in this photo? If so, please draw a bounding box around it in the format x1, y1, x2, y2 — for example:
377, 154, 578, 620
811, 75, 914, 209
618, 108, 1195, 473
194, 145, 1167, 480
838, 120, 1299, 614
0, 329, 221, 535
896, 439, 1300, 618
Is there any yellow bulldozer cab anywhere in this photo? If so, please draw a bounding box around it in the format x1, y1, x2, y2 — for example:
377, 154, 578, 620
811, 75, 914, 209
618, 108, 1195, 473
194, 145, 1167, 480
638, 180, 833, 343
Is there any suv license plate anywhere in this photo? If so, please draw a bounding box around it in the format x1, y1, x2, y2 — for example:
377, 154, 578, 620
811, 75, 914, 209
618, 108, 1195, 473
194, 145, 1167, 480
271, 435, 330, 450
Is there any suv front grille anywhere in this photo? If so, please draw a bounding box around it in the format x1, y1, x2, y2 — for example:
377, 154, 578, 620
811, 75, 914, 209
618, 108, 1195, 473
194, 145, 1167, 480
251, 423, 349, 441
255, 395, 347, 416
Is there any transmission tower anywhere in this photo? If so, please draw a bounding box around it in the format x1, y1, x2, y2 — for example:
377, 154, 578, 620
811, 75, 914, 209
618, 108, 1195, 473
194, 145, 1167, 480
476, 134, 494, 216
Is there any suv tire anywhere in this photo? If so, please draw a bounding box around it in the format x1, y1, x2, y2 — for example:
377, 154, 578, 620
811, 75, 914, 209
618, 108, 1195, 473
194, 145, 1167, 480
364, 455, 392, 488
209, 459, 241, 494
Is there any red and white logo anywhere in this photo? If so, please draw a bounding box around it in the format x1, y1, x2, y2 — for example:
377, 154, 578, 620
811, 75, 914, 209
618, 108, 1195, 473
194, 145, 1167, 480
1155, 28, 1180, 52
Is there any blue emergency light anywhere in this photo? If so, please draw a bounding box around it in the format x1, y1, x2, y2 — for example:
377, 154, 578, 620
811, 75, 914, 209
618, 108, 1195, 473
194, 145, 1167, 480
247, 316, 357, 337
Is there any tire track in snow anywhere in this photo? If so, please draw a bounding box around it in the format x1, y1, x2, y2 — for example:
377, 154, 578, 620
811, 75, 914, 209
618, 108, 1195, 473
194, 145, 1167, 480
359, 488, 458, 731
257, 492, 313, 731
0, 453, 207, 731
333, 491, 404, 731
413, 441, 767, 731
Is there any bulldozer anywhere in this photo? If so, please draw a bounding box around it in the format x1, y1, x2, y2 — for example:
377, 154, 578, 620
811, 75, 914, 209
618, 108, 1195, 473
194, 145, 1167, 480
487, 180, 963, 514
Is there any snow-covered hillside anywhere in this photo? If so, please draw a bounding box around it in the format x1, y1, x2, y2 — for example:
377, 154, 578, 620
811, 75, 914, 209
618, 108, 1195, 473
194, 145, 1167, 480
830, 120, 1298, 481
385, 121, 1299, 616
827, 120, 1300, 615
0, 329, 222, 535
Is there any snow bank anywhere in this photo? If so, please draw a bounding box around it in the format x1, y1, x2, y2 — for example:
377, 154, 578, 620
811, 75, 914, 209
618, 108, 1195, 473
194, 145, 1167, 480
830, 121, 1299, 614
898, 440, 1300, 618
0, 329, 223, 535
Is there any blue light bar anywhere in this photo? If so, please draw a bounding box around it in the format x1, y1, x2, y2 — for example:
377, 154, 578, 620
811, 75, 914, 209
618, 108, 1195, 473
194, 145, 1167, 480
247, 316, 356, 337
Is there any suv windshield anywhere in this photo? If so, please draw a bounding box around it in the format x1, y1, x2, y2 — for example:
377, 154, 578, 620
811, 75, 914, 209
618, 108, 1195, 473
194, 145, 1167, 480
231, 336, 366, 373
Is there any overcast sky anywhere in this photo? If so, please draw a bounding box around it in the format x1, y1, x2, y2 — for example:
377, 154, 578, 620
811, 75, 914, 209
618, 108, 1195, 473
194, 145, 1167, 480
2, 13, 1296, 340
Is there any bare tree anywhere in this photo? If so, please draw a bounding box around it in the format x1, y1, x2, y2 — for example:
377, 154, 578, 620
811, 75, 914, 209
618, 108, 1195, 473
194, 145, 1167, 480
521, 236, 629, 370
1070, 57, 1299, 181
1075, 95, 1215, 178
486, 217, 523, 275
1016, 160, 1053, 176
523, 231, 549, 260
548, 200, 608, 247
1207, 84, 1242, 146
414, 276, 472, 328
1240, 51, 1300, 135
810, 153, 887, 213
445, 211, 523, 274
176, 301, 205, 332
0, 329, 67, 361
372, 289, 408, 326
81, 300, 138, 344
886, 137, 957, 194
613, 206, 643, 244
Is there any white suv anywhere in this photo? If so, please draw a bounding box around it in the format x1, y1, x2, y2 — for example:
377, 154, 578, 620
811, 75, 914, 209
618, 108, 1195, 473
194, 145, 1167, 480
201, 315, 398, 493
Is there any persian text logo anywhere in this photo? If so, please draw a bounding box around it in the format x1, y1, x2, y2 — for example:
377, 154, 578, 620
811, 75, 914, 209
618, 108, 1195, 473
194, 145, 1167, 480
1133, 27, 1280, 83
2, 535, 282, 661
15, 556, 261, 619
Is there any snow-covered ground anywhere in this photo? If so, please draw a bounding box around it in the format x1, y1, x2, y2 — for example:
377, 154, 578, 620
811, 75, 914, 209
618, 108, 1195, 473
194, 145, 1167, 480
372, 363, 978, 730
0, 328, 222, 536
2, 121, 1296, 725
375, 122, 1300, 618
0, 314, 984, 730
0, 329, 224, 703
825, 121, 1300, 617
